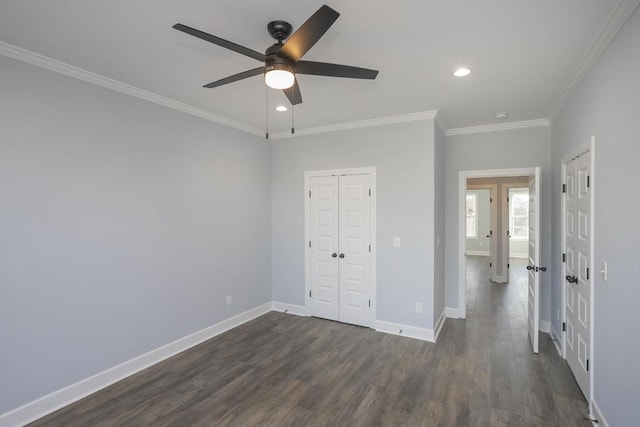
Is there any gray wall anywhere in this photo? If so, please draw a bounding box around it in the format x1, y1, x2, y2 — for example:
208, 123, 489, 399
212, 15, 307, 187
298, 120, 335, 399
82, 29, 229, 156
434, 123, 446, 325
0, 56, 271, 413
271, 120, 437, 329
444, 126, 551, 321
550, 6, 640, 424
465, 189, 491, 254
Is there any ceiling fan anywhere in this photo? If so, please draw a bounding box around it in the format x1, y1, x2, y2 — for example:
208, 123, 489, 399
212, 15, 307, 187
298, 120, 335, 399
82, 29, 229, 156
173, 4, 379, 106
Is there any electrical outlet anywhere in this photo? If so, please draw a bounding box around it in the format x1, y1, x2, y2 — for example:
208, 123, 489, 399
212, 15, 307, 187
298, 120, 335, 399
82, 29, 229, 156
601, 261, 608, 281
393, 236, 401, 247
226, 295, 232, 306
415, 303, 422, 314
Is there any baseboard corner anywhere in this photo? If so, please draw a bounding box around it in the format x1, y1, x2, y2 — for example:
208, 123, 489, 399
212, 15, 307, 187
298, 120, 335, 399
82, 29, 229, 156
271, 301, 306, 316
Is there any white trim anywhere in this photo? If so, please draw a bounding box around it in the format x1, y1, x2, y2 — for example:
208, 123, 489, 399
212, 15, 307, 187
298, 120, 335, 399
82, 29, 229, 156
434, 112, 448, 136
445, 307, 460, 319
434, 309, 447, 341
509, 252, 529, 259
547, 0, 640, 122
550, 324, 563, 357
591, 400, 610, 427
270, 111, 438, 140
0, 302, 272, 427
458, 168, 537, 320
446, 119, 549, 136
374, 320, 435, 342
466, 250, 490, 257
539, 321, 551, 333
304, 167, 377, 326
271, 301, 307, 316
0, 42, 264, 139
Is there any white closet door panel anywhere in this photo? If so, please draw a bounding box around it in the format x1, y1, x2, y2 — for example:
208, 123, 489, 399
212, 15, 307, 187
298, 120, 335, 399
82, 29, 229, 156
339, 174, 371, 326
309, 176, 339, 321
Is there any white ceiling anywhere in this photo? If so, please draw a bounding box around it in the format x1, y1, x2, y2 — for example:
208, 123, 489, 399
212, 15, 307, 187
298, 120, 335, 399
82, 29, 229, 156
0, 0, 627, 135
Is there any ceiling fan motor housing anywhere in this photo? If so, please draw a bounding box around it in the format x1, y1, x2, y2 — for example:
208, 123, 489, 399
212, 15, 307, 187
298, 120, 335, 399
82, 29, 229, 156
265, 43, 295, 74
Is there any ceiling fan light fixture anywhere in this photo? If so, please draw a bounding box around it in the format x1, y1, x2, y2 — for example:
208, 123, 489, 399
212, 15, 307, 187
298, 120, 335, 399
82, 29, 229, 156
265, 66, 295, 90
276, 105, 288, 112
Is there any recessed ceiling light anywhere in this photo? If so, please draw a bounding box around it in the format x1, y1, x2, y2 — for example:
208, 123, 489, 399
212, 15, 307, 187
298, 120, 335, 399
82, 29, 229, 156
495, 112, 509, 119
275, 105, 288, 112
453, 67, 471, 77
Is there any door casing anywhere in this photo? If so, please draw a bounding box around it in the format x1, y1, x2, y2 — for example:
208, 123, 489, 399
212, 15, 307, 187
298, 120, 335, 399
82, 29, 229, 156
304, 167, 377, 327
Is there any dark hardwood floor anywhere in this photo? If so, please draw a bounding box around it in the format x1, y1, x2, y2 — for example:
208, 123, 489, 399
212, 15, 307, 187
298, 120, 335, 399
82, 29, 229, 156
29, 256, 588, 426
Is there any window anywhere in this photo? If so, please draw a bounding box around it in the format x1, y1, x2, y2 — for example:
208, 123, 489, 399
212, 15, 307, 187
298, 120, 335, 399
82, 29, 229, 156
466, 192, 478, 238
509, 188, 529, 240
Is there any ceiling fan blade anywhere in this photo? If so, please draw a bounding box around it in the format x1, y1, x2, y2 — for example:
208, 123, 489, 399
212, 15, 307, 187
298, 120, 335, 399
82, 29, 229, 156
296, 61, 379, 79
203, 67, 264, 88
283, 79, 302, 105
173, 23, 266, 62
279, 5, 340, 62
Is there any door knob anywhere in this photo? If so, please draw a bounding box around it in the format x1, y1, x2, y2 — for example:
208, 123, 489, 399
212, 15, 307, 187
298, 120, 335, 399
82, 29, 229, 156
566, 275, 578, 284
539, 266, 547, 272
339, 253, 345, 258
332, 253, 337, 258
526, 265, 534, 270
486, 235, 491, 238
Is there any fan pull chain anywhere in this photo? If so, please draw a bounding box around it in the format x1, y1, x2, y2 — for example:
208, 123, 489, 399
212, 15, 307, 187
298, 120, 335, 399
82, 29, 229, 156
291, 103, 295, 135
265, 86, 269, 139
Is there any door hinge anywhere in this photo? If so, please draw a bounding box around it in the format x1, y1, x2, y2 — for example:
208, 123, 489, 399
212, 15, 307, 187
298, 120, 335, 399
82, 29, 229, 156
507, 196, 509, 202
309, 241, 311, 248
490, 262, 492, 267
586, 267, 589, 280
369, 188, 371, 197
562, 322, 566, 332
490, 197, 493, 203
586, 359, 589, 372
368, 299, 371, 307
562, 253, 566, 263
562, 183, 566, 193
369, 244, 371, 253
587, 176, 590, 188
309, 290, 312, 298
309, 190, 311, 198
508, 263, 510, 268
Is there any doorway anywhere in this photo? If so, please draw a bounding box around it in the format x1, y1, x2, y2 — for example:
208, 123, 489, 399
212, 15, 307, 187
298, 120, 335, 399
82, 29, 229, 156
459, 167, 543, 353
304, 167, 377, 327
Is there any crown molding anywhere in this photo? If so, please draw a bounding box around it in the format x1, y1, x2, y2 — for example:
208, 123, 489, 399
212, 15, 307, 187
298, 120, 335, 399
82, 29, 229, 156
446, 118, 550, 136
0, 41, 264, 138
268, 110, 439, 140
547, 0, 640, 122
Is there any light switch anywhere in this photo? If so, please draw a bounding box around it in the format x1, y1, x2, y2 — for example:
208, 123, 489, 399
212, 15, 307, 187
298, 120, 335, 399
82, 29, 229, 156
601, 261, 608, 281
393, 236, 401, 247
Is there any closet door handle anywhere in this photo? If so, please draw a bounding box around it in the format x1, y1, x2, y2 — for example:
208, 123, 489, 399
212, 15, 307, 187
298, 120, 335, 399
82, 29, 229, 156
339, 253, 345, 258
332, 253, 337, 258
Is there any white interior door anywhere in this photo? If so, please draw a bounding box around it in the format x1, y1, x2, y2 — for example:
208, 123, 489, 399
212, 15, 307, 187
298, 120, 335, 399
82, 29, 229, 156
309, 176, 339, 321
564, 153, 591, 397
308, 173, 371, 326
527, 167, 541, 353
338, 174, 371, 326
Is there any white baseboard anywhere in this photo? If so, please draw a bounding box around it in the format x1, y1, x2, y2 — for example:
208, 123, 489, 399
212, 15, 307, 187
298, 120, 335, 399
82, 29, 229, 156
271, 301, 306, 316
550, 325, 562, 356
466, 250, 490, 256
591, 399, 610, 427
0, 302, 272, 427
375, 320, 435, 342
539, 321, 551, 333
434, 309, 447, 341
445, 307, 460, 319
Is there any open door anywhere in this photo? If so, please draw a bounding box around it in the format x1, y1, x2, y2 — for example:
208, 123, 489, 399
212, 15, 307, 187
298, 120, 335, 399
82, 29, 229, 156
527, 167, 541, 353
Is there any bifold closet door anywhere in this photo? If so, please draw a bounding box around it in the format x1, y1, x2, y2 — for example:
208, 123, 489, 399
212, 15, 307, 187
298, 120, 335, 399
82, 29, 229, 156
308, 174, 371, 326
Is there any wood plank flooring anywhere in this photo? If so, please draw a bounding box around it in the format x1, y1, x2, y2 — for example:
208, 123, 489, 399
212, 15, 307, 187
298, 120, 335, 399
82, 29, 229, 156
29, 256, 589, 426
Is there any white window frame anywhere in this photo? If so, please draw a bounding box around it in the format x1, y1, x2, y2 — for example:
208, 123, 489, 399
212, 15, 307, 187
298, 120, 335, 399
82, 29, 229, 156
466, 192, 478, 239
509, 188, 529, 241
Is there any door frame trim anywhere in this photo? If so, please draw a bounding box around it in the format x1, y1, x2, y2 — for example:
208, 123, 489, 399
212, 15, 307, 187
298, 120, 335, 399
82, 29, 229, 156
304, 167, 377, 326
458, 167, 537, 319
560, 136, 595, 413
